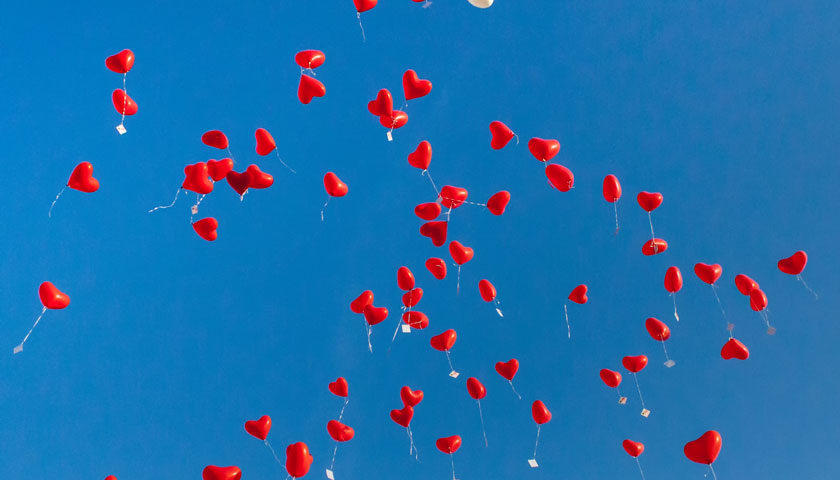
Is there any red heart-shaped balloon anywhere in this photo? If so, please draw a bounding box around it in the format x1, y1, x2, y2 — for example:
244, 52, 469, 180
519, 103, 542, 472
642, 238, 668, 256
327, 420, 355, 442
778, 250, 807, 275
435, 435, 462, 454
255, 128, 277, 156
749, 289, 768, 311
226, 170, 251, 196
645, 317, 670, 341
528, 137, 560, 162
478, 279, 496, 302
112, 89, 138, 115
439, 185, 468, 209
182, 162, 214, 194
105, 476, 117, 480
664, 266, 683, 293
400, 386, 424, 407
354, 0, 377, 13
734, 274, 759, 296
379, 110, 408, 129
531, 400, 552, 424
363, 304, 388, 325
68, 162, 99, 193
329, 377, 349, 397
425, 258, 447, 279
720, 338, 749, 360
637, 191, 663, 212
568, 284, 588, 304
420, 221, 448, 247
408, 141, 432, 170
244, 415, 272, 440
285, 442, 314, 478
39, 282, 70, 309
324, 172, 348, 197
603, 174, 622, 202
684, 431, 722, 465
298, 74, 325, 104
403, 69, 432, 100
390, 405, 414, 427
495, 359, 519, 380
622, 355, 648, 373
105, 49, 135, 74
623, 439, 645, 458
367, 89, 393, 117
202, 130, 229, 150
546, 164, 574, 191
402, 288, 423, 308
449, 241, 473, 265
192, 217, 219, 241
295, 49, 325, 69
202, 465, 241, 480
246, 165, 273, 189
486, 191, 510, 215
350, 290, 374, 314
415, 202, 442, 221
694, 263, 722, 285
397, 266, 415, 291
402, 311, 429, 329
430, 329, 457, 351
599, 368, 622, 388
207, 158, 234, 181
489, 121, 515, 150
467, 377, 486, 400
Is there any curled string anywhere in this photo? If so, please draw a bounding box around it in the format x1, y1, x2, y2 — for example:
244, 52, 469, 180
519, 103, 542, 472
635, 457, 647, 480
148, 187, 182, 213
329, 442, 339, 471
632, 372, 646, 410
647, 212, 657, 252
264, 439, 284, 465
710, 284, 731, 333
444, 350, 456, 374
708, 464, 718, 480
338, 397, 349, 422
364, 322, 372, 353
273, 149, 296, 174
514, 133, 520, 144
423, 169, 439, 195
476, 399, 488, 447
449, 452, 457, 480
356, 12, 366, 42
671, 293, 680, 322
406, 425, 419, 459
48, 186, 67, 218
321, 196, 331, 222
613, 201, 620, 235
14, 306, 47, 354
564, 303, 571, 339
508, 380, 522, 400
796, 274, 818, 299
532, 424, 541, 459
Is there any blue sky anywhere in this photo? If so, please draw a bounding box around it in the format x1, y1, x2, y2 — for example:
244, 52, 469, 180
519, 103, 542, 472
1, 1, 838, 479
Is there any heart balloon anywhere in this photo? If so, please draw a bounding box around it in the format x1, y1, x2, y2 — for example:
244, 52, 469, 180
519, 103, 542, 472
486, 191, 510, 215
246, 165, 273, 189
182, 162, 213, 194
397, 266, 415, 291
39, 282, 70, 309
642, 238, 668, 256
568, 284, 588, 304
363, 305, 388, 325
192, 217, 219, 241
225, 170, 251, 196
778, 250, 807, 275
202, 130, 229, 150
527, 137, 560, 162
354, 0, 377, 12
105, 49, 135, 74
202, 465, 242, 480
68, 162, 99, 192
489, 121, 515, 150
683, 431, 722, 465
622, 439, 645, 457
645, 317, 670, 341
207, 159, 234, 182
495, 359, 519, 380
720, 338, 749, 360
415, 202, 442, 221
105, 476, 117, 480
244, 415, 272, 441
350, 290, 374, 314
664, 266, 683, 293
599, 368, 622, 388
531, 400, 551, 424
439, 186, 468, 209
407, 141, 432, 170
329, 377, 349, 397
546, 164, 574, 191
112, 89, 138, 115
435, 435, 462, 454
379, 110, 408, 129
298, 74, 325, 104
420, 221, 448, 247
478, 279, 496, 302
466, 377, 486, 399
402, 311, 429, 329
255, 128, 277, 156
602, 174, 622, 202
402, 288, 423, 308
425, 257, 447, 279
390, 405, 414, 427
749, 289, 768, 311
285, 442, 314, 478
734, 274, 759, 296
402, 69, 432, 100
448, 241, 473, 265
327, 420, 355, 442
430, 329, 457, 351
367, 89, 393, 117
694, 263, 722, 285
400, 386, 424, 407
622, 355, 648, 373
324, 172, 348, 197
636, 192, 663, 212
295, 49, 325, 69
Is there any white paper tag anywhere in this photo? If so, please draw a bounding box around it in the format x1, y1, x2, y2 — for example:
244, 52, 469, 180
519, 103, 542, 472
495, 308, 504, 317
528, 459, 539, 468
664, 359, 676, 368
13, 345, 23, 354
618, 396, 627, 405
116, 124, 127, 135
325, 469, 334, 480
386, 131, 393, 142
401, 324, 411, 333
449, 370, 460, 378
641, 409, 651, 418
191, 205, 198, 215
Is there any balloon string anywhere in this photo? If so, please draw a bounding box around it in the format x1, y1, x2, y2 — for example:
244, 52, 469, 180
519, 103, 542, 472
227, 146, 235, 164
710, 284, 731, 332
455, 265, 461, 296
355, 12, 367, 42
508, 380, 522, 400
671, 293, 680, 322
532, 425, 541, 459
321, 196, 331, 222
273, 149, 296, 174
121, 72, 127, 126
616, 386, 623, 400
264, 439, 283, 465
760, 310, 775, 334
445, 350, 456, 373
708, 464, 718, 480
329, 442, 339, 471
564, 303, 571, 339
14, 306, 47, 354
796, 274, 818, 299
406, 425, 419, 459
613, 201, 620, 235
190, 193, 206, 222
423, 169, 439, 195
632, 372, 646, 410
660, 338, 672, 363
48, 186, 67, 218
514, 133, 520, 145
449, 452, 457, 480
635, 457, 647, 480
647, 212, 656, 252
338, 397, 349, 422
493, 298, 504, 318
476, 399, 488, 447
365, 322, 372, 353
148, 187, 182, 213
389, 306, 406, 349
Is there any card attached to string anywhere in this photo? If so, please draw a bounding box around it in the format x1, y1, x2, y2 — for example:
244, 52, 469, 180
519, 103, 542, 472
619, 396, 627, 405
449, 370, 460, 378
116, 124, 127, 135
325, 469, 335, 480
664, 359, 676, 368
386, 131, 393, 142
641, 408, 651, 418
401, 324, 412, 333
528, 459, 539, 468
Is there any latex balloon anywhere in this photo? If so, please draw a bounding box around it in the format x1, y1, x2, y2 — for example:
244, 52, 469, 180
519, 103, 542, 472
400, 386, 424, 407
683, 431, 722, 465
105, 476, 117, 480
415, 202, 442, 221
449, 241, 474, 265
295, 50, 325, 69
430, 329, 457, 351
623, 439, 644, 458
397, 266, 415, 291
642, 238, 668, 256
39, 282, 70, 309
489, 121, 515, 150
367, 89, 393, 117
68, 162, 99, 192
202, 465, 241, 480
467, 0, 494, 7
734, 274, 759, 296
466, 377, 486, 399
694, 263, 722, 285
645, 317, 670, 341
193, 218, 219, 241
778, 250, 807, 275
246, 165, 273, 189
182, 162, 213, 194
255, 128, 277, 156
354, 0, 377, 13
603, 175, 621, 202
664, 266, 683, 293
420, 221, 447, 246
478, 279, 496, 302
749, 289, 768, 311
402, 311, 429, 329
622, 355, 648, 373
327, 420, 355, 442
285, 442, 314, 478
350, 290, 374, 314
486, 191, 510, 215
390, 405, 414, 427
245, 415, 272, 440
402, 288, 423, 308
379, 110, 408, 129
599, 369, 622, 388
363, 305, 388, 325
324, 172, 348, 197
298, 74, 325, 104
439, 186, 468, 209
202, 130, 229, 150
495, 359, 519, 380
112, 89, 138, 115
408, 141, 432, 170
435, 435, 462, 454
426, 257, 447, 279
531, 400, 551, 424
225, 170, 250, 196
527, 138, 560, 162
546, 164, 574, 191
329, 377, 349, 397
568, 284, 588, 304
105, 49, 134, 74
403, 69, 432, 100
636, 192, 663, 212
720, 338, 749, 360
207, 159, 234, 181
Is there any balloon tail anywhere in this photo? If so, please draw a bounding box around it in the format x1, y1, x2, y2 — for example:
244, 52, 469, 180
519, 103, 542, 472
356, 12, 366, 42
455, 265, 461, 296
148, 187, 182, 213
796, 274, 818, 299
514, 133, 520, 145
710, 284, 730, 331
264, 439, 283, 465
338, 397, 349, 422
329, 442, 339, 471
423, 169, 439, 195
708, 464, 718, 480
508, 380, 522, 400
321, 196, 331, 222
476, 400, 488, 447
613, 201, 620, 235
14, 306, 47, 355
671, 293, 680, 322
494, 299, 504, 318
635, 457, 647, 480
406, 425, 419, 460
532, 425, 541, 459
564, 303, 571, 339
48, 186, 67, 218
647, 212, 656, 252
449, 452, 457, 480
365, 322, 373, 353
273, 149, 296, 174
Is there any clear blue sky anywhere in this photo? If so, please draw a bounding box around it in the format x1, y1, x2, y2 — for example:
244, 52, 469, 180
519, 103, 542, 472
1, 1, 838, 479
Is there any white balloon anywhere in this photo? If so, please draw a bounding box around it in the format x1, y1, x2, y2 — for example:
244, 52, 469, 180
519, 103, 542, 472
467, 0, 493, 8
